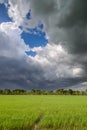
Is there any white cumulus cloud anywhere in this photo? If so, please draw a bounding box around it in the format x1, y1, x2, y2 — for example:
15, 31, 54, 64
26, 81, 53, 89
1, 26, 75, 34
0, 0, 86, 90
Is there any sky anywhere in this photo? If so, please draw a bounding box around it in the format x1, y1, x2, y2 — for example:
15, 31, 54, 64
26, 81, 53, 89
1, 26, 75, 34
0, 0, 87, 90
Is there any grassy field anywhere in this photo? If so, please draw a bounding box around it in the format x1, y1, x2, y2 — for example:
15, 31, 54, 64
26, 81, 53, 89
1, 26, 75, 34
0, 95, 87, 130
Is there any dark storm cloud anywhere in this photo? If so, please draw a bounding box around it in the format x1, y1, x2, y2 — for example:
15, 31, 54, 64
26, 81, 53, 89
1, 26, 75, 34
6, 0, 87, 56
0, 56, 43, 89
58, 0, 87, 54
30, 0, 87, 54
30, 0, 87, 76
0, 0, 87, 90
0, 56, 86, 90
30, 0, 58, 15
0, 21, 79, 90
58, 0, 87, 28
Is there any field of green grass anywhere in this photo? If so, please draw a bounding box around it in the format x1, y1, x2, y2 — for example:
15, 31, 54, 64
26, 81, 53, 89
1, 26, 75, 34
0, 95, 87, 130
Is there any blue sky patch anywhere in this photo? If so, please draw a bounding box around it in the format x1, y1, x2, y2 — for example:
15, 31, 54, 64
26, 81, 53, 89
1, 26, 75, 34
0, 2, 48, 50
0, 3, 12, 23
25, 50, 37, 57
26, 10, 31, 20
21, 30, 48, 48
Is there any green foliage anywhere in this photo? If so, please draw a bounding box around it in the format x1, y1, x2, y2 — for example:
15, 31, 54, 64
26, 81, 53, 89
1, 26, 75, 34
12, 89, 26, 95
0, 96, 87, 130
0, 89, 87, 95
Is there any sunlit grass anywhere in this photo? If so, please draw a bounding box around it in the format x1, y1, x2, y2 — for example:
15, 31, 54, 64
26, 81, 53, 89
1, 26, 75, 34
0, 95, 87, 130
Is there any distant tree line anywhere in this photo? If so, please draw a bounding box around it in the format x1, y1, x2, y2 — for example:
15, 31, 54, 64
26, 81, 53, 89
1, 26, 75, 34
0, 89, 87, 95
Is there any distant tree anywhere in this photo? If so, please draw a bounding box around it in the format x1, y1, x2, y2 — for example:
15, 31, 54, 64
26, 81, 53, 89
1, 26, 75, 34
56, 89, 64, 95
41, 90, 48, 95
63, 90, 69, 95
68, 89, 73, 95
74, 90, 81, 95
47, 90, 54, 95
35, 90, 42, 95
0, 89, 3, 94
12, 89, 26, 95
31, 89, 42, 95
80, 91, 85, 95
3, 89, 11, 95
1, 88, 87, 95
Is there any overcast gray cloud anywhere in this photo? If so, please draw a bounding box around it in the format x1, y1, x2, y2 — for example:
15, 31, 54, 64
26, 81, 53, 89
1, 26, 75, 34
0, 0, 87, 90
30, 0, 87, 53
0, 56, 85, 90
29, 0, 87, 76
0, 21, 84, 89
0, 0, 4, 3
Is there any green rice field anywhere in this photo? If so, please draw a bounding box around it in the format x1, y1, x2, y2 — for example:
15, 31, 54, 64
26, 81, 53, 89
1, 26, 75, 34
0, 95, 87, 130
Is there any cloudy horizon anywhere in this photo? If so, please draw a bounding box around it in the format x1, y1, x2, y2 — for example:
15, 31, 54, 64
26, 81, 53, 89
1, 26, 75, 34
0, 0, 87, 90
